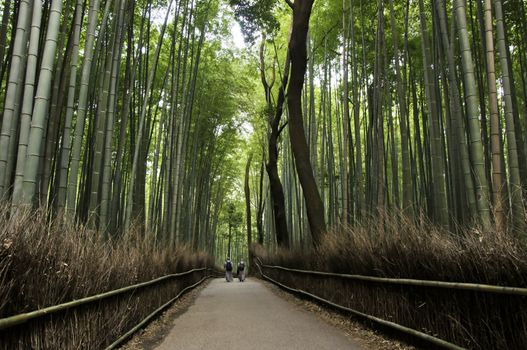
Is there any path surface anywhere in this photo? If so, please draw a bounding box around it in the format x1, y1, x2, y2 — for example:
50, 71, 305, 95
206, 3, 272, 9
155, 278, 362, 350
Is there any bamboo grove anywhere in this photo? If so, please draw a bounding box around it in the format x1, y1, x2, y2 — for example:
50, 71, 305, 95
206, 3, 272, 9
237, 0, 527, 250
0, 0, 250, 253
1, 0, 527, 256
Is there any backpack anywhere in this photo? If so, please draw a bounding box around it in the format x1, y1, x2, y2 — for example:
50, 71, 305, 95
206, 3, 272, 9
225, 261, 233, 271
238, 262, 245, 271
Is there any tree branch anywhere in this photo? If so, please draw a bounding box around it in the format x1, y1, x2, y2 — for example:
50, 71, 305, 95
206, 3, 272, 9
278, 121, 289, 136
284, 0, 294, 10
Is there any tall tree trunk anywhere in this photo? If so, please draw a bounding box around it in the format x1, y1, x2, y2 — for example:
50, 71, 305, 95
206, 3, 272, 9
287, 0, 326, 246
256, 157, 265, 245
244, 154, 252, 262
261, 38, 290, 248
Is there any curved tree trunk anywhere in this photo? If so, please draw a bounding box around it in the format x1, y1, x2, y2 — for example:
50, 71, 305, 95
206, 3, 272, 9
260, 38, 290, 248
287, 0, 326, 246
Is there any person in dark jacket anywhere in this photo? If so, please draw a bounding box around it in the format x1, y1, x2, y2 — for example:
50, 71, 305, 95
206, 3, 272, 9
237, 260, 246, 282
224, 258, 233, 282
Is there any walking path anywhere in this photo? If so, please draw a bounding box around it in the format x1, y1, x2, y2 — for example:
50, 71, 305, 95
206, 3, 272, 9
154, 278, 362, 350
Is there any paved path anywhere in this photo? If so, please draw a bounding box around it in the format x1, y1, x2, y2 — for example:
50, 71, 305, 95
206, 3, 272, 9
155, 278, 362, 350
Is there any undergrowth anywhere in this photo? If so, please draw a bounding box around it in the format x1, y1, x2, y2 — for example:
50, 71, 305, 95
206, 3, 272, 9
254, 213, 527, 349
0, 205, 214, 349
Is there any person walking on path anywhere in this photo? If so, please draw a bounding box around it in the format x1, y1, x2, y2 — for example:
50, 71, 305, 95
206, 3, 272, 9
224, 258, 233, 282
237, 260, 246, 282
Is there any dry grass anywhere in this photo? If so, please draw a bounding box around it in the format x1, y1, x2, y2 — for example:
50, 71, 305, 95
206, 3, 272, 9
254, 213, 527, 349
0, 205, 214, 349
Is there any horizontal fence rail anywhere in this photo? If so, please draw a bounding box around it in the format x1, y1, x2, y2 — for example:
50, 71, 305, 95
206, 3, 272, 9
105, 274, 210, 350
257, 259, 527, 296
0, 267, 212, 331
255, 259, 469, 350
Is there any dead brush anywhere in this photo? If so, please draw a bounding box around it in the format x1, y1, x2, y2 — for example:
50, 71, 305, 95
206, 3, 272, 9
0, 204, 213, 349
254, 212, 527, 349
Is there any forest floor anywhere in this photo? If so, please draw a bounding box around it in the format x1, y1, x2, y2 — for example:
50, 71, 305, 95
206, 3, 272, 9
122, 277, 414, 350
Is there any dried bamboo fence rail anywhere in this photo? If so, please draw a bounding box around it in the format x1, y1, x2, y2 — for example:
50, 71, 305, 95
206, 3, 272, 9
257, 260, 527, 296
0, 267, 222, 349
255, 258, 527, 349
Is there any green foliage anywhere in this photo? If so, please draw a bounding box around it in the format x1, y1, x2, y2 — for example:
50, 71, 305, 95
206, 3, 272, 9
228, 0, 280, 44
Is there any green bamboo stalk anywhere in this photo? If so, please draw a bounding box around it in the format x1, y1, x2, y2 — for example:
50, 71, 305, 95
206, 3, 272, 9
350, 2, 363, 219
0, 0, 12, 80
10, 0, 42, 206
57, 0, 84, 211
390, 0, 412, 216
20, 0, 64, 205
111, 1, 146, 233
88, 0, 116, 226
173, 0, 198, 243
66, 0, 101, 216
435, 0, 477, 222
419, 0, 448, 227
0, 0, 32, 198
453, 0, 491, 226
341, 0, 350, 224
124, 0, 175, 230
100, 0, 126, 232
483, 0, 506, 232
494, 0, 525, 233
40, 1, 73, 205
